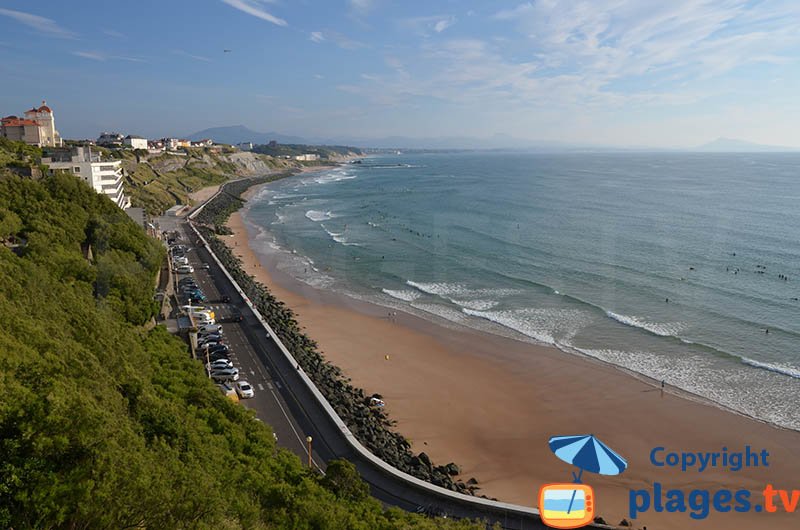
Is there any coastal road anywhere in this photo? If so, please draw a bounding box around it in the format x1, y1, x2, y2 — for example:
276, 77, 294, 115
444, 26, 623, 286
177, 220, 550, 529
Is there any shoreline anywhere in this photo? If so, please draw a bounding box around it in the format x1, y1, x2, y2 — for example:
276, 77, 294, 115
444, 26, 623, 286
227, 177, 799, 530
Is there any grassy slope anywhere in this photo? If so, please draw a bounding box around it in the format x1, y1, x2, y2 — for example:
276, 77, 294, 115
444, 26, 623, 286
120, 148, 297, 216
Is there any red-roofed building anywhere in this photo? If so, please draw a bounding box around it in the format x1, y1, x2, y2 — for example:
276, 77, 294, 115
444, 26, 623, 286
1, 100, 62, 147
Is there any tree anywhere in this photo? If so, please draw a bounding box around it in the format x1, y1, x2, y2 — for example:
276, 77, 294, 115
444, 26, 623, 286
321, 459, 370, 502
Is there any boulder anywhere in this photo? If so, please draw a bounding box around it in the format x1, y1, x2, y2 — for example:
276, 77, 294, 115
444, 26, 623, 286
444, 462, 460, 476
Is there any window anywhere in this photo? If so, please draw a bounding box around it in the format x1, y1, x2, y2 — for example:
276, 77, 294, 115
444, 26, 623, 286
73, 167, 80, 173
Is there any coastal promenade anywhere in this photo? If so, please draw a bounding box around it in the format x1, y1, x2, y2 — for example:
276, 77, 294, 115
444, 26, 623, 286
166, 183, 629, 529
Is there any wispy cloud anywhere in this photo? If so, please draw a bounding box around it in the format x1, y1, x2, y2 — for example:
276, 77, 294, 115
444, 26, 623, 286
339, 0, 800, 115
400, 15, 456, 36
434, 19, 454, 33
349, 0, 375, 15
491, 0, 800, 84
172, 49, 212, 62
73, 51, 147, 63
308, 30, 365, 50
73, 51, 106, 61
103, 29, 125, 38
0, 8, 75, 38
221, 0, 287, 27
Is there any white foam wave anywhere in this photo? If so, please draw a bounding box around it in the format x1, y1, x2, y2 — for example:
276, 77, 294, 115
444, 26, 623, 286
410, 302, 471, 325
406, 280, 520, 299
406, 281, 465, 297
312, 169, 357, 185
382, 289, 421, 302
463, 307, 591, 346
606, 311, 684, 337
306, 210, 334, 222
321, 224, 360, 246
741, 358, 800, 379
457, 299, 499, 311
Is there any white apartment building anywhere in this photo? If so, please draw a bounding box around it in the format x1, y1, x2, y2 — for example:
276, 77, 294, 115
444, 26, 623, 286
294, 153, 320, 161
43, 147, 131, 209
1, 101, 63, 147
123, 135, 148, 149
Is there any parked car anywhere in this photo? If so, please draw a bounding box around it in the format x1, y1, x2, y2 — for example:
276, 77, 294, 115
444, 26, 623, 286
208, 352, 231, 362
206, 344, 230, 355
175, 265, 194, 274
198, 333, 223, 344
198, 336, 223, 346
207, 359, 234, 370
198, 324, 223, 334
235, 381, 255, 399
172, 256, 189, 266
210, 367, 239, 382
178, 277, 196, 285
217, 383, 238, 401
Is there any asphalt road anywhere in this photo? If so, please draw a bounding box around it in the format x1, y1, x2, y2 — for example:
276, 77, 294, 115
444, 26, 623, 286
173, 221, 550, 529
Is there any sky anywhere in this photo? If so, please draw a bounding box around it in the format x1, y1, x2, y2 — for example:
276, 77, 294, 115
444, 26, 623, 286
1, 0, 800, 148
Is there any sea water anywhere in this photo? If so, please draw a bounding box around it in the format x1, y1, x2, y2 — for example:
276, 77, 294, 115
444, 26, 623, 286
243, 152, 800, 430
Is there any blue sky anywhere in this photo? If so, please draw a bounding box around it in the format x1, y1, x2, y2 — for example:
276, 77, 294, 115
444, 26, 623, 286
1, 0, 799, 147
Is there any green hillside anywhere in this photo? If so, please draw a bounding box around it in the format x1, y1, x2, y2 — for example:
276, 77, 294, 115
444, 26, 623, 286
0, 164, 483, 526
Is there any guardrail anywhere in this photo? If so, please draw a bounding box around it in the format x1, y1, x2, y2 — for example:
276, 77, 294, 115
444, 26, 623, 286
185, 210, 542, 525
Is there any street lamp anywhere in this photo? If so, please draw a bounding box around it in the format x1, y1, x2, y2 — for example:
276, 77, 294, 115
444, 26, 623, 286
306, 436, 313, 468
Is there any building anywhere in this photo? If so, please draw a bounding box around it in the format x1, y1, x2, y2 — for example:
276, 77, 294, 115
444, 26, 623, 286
1, 101, 62, 147
236, 142, 253, 151
192, 138, 213, 148
162, 138, 179, 150
294, 153, 320, 161
97, 132, 124, 147
43, 147, 130, 209
123, 135, 148, 150
177, 139, 191, 148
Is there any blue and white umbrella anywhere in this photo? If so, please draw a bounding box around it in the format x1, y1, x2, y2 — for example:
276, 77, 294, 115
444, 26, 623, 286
548, 434, 627, 482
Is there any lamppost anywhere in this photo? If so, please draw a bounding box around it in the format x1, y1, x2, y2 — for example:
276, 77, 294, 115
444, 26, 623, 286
306, 436, 313, 468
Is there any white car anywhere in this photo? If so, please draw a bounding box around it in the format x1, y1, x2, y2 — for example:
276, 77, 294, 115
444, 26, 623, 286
198, 324, 223, 334
210, 367, 239, 382
236, 381, 255, 399
173, 256, 189, 265
175, 265, 194, 274
207, 359, 234, 370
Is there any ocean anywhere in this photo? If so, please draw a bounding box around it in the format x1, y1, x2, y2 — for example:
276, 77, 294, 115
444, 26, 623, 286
242, 152, 800, 430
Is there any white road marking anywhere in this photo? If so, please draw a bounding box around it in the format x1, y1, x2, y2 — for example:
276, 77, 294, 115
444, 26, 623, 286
257, 383, 264, 391
267, 382, 273, 390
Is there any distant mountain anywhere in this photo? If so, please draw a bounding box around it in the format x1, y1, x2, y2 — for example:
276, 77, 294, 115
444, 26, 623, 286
695, 137, 798, 152
186, 125, 307, 145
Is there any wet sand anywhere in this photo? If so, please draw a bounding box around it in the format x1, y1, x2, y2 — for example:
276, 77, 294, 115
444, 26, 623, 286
222, 189, 800, 529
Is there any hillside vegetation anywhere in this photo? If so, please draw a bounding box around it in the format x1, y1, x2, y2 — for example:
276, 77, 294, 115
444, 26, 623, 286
118, 148, 299, 216
252, 143, 362, 159
0, 150, 482, 527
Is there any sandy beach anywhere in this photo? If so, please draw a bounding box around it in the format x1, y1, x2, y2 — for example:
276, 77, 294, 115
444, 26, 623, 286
222, 186, 800, 529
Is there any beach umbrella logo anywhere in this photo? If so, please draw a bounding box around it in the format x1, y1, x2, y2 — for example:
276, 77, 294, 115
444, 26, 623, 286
539, 434, 627, 529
